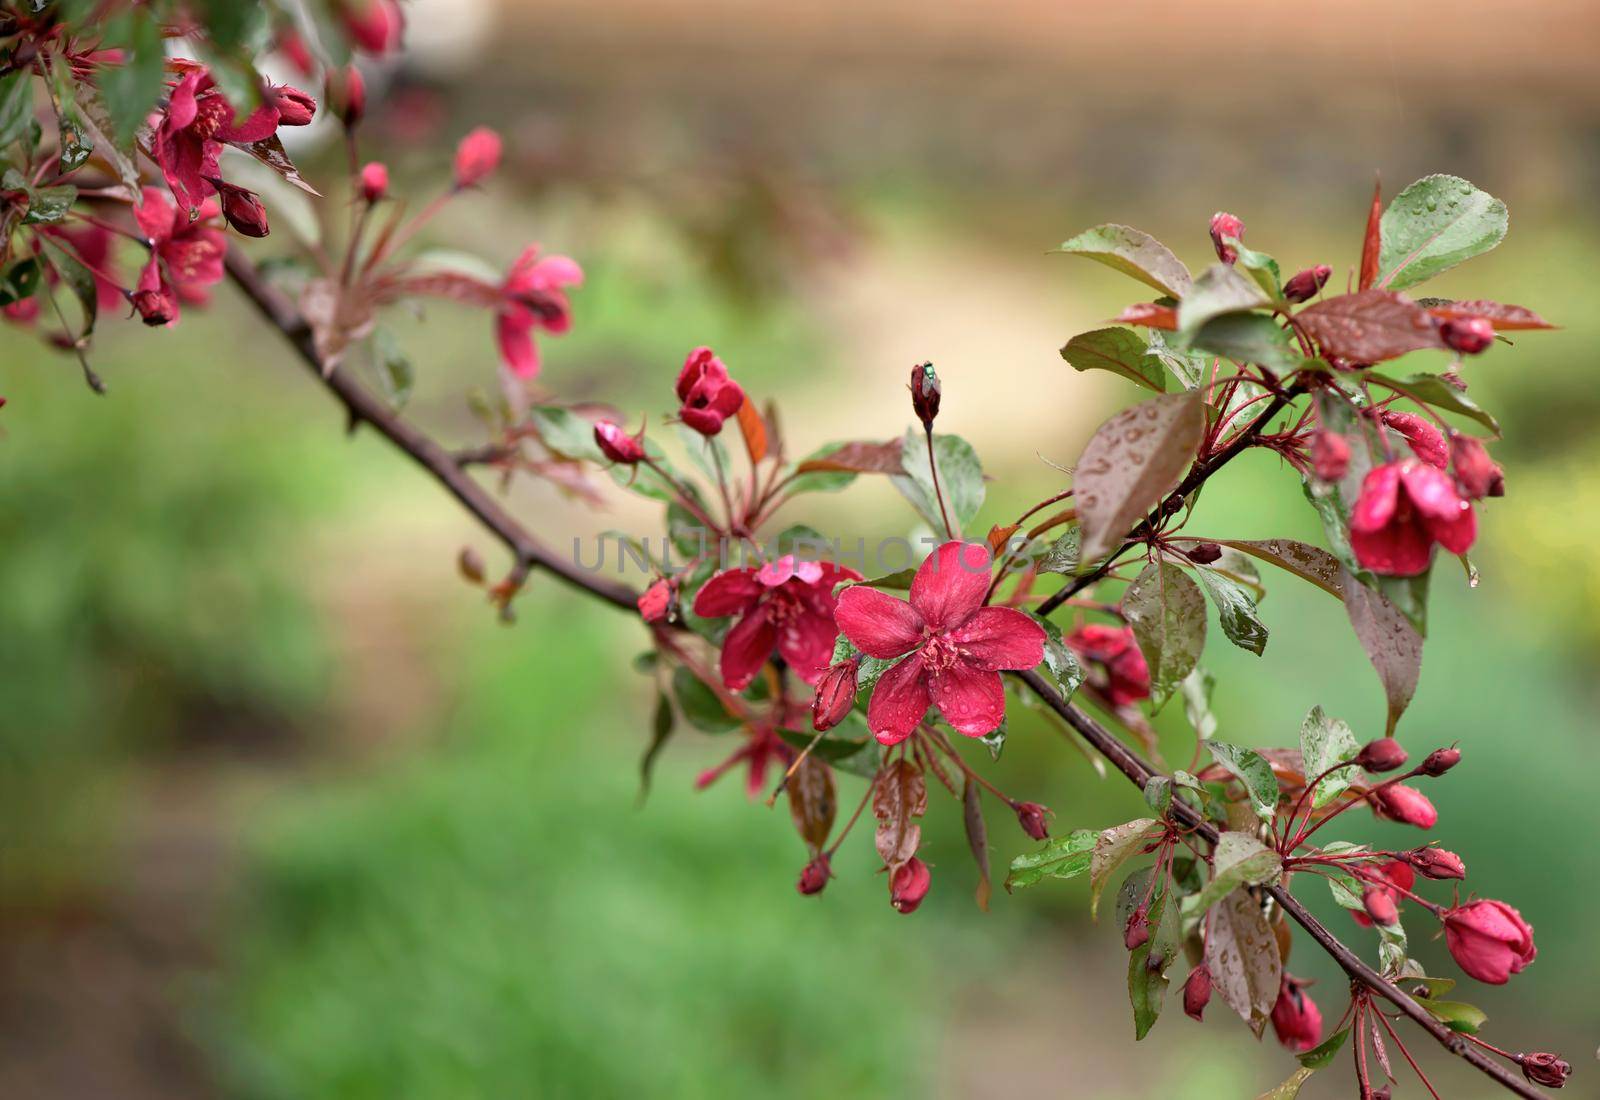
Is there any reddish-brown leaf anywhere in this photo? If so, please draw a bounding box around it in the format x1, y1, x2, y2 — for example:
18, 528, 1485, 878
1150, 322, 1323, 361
242, 134, 321, 196
1295, 290, 1444, 364
872, 757, 927, 872
1358, 177, 1382, 291
735, 396, 768, 465
385, 272, 503, 309
786, 754, 836, 856
795, 439, 905, 476
1340, 567, 1422, 735
1113, 302, 1179, 330
1074, 391, 1206, 563
1204, 887, 1282, 1036
962, 777, 991, 912
1421, 298, 1555, 331
986, 523, 1020, 557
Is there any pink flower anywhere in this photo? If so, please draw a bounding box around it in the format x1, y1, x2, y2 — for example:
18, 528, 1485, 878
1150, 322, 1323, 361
1349, 460, 1476, 576
1270, 976, 1322, 1052
359, 161, 389, 203
132, 187, 227, 325
453, 127, 503, 189
1382, 410, 1449, 469
834, 541, 1046, 745
636, 578, 673, 623
154, 68, 281, 216
889, 857, 931, 914
211, 179, 270, 238
693, 556, 862, 690
675, 347, 746, 436
1066, 623, 1150, 707
1371, 783, 1437, 829
696, 726, 790, 800
338, 0, 405, 55
1444, 899, 1536, 984
1450, 434, 1503, 500
46, 224, 122, 310
1352, 860, 1414, 927
495, 246, 582, 379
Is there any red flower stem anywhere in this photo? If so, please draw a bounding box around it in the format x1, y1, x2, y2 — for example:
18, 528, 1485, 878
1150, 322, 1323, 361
923, 725, 1014, 806
1355, 997, 1373, 1097
1465, 1035, 1519, 1061
1012, 487, 1074, 527
642, 458, 723, 536
219, 251, 1547, 1100
923, 426, 956, 540
1278, 760, 1360, 849
825, 769, 879, 858
764, 727, 827, 808
1375, 999, 1445, 1100
64, 210, 144, 243
340, 200, 373, 288
35, 269, 104, 394
708, 441, 738, 530
373, 190, 452, 268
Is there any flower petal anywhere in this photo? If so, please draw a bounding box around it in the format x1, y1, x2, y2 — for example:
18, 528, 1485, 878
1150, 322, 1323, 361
866, 654, 931, 745
1351, 515, 1434, 576
909, 540, 993, 631
720, 606, 777, 691
949, 605, 1047, 671
1425, 501, 1477, 556
691, 569, 762, 618
834, 584, 923, 659
932, 661, 1007, 737
495, 307, 540, 379
1401, 461, 1470, 524
776, 605, 839, 685
1349, 463, 1402, 534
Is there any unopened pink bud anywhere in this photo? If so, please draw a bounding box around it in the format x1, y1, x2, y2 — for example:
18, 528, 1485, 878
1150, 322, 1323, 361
1124, 906, 1150, 950
454, 127, 503, 189
811, 659, 859, 732
890, 857, 931, 914
1403, 846, 1466, 880
359, 162, 389, 203
797, 854, 831, 896
909, 362, 940, 429
1372, 784, 1437, 829
594, 419, 647, 465
1311, 430, 1350, 482
1209, 212, 1245, 264
1014, 801, 1051, 841
1518, 1052, 1571, 1088
1439, 316, 1494, 355
1362, 883, 1399, 926
213, 180, 269, 238
636, 578, 673, 624
1419, 747, 1460, 777
1356, 738, 1408, 773
1450, 433, 1503, 500
1283, 264, 1331, 303
1183, 964, 1211, 1021
272, 84, 317, 126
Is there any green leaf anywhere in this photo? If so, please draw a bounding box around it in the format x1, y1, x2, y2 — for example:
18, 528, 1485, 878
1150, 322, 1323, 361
1005, 828, 1097, 892
1187, 312, 1298, 372
1126, 879, 1180, 1040
20, 184, 75, 226
675, 423, 733, 483
638, 691, 676, 801
1054, 224, 1193, 298
1060, 327, 1166, 392
1229, 241, 1283, 299
99, 11, 166, 145
0, 257, 42, 307
1037, 526, 1081, 575
1375, 371, 1500, 436
785, 439, 901, 496
889, 428, 985, 536
1194, 565, 1268, 656
1209, 538, 1344, 600
1299, 705, 1359, 808
0, 71, 34, 149
1143, 776, 1172, 815
44, 244, 96, 340
528, 405, 607, 463
1090, 818, 1159, 919
670, 667, 740, 733
1207, 742, 1280, 821
1298, 1027, 1351, 1070
1423, 1000, 1487, 1035
1145, 329, 1209, 389
1378, 175, 1508, 292
1033, 613, 1085, 701
1188, 832, 1281, 914
369, 327, 414, 409
1075, 391, 1205, 563
1179, 667, 1217, 740
1123, 561, 1207, 708
1256, 1067, 1316, 1099
1177, 263, 1270, 335
1205, 887, 1281, 1036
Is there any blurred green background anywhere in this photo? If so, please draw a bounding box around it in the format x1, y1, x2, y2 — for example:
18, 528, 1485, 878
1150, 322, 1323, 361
3, 1, 1598, 1097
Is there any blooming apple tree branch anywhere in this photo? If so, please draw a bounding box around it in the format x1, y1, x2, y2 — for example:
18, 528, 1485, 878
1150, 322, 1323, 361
0, 5, 1569, 1097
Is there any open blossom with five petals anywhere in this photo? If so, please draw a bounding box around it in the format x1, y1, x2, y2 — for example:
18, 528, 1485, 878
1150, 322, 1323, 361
834, 541, 1046, 745
131, 187, 227, 325
1066, 623, 1151, 707
154, 68, 281, 215
693, 556, 862, 690
495, 245, 582, 379
1349, 459, 1476, 576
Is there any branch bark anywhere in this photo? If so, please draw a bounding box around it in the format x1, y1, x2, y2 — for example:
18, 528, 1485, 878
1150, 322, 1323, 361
222, 251, 1544, 1099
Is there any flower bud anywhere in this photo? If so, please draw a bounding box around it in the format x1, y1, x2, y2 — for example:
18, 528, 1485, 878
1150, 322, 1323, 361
1518, 1052, 1571, 1088
594, 419, 647, 465
1371, 784, 1437, 829
810, 659, 859, 732
1444, 898, 1535, 984
272, 84, 317, 126
340, 0, 404, 56
457, 545, 486, 585
1450, 433, 1503, 500
1014, 801, 1051, 841
1269, 976, 1322, 1053
1419, 746, 1460, 777
889, 857, 931, 914
1311, 430, 1350, 482
1182, 964, 1211, 1021
1356, 737, 1408, 773
328, 64, 366, 127
277, 29, 316, 78
1439, 316, 1495, 355
359, 161, 389, 203
636, 578, 673, 624
1183, 542, 1223, 564
1362, 883, 1399, 927
1381, 410, 1449, 469
797, 854, 831, 896
213, 180, 270, 238
1209, 212, 1245, 264
1124, 905, 1150, 950
129, 265, 177, 326
1370, 1087, 1392, 1100
1282, 264, 1332, 303
1403, 846, 1466, 880
454, 126, 504, 189
909, 362, 940, 431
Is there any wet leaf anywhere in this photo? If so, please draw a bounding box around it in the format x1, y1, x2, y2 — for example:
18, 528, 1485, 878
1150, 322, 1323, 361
787, 754, 837, 855
794, 438, 904, 475
1378, 175, 1507, 292
1299, 706, 1359, 808
241, 133, 322, 196
873, 757, 926, 872
1178, 263, 1270, 334
1055, 223, 1193, 297
1206, 887, 1282, 1035
670, 666, 740, 733
1209, 538, 1344, 599
22, 184, 76, 225
637, 691, 675, 801
1417, 298, 1553, 331
1298, 1026, 1351, 1069
1180, 667, 1218, 740
1295, 290, 1445, 363
1114, 301, 1178, 330
369, 327, 414, 409
1257, 1067, 1315, 1099
1359, 177, 1383, 291
1074, 391, 1205, 563
1126, 877, 1180, 1040
1188, 312, 1298, 371
1038, 527, 1081, 575
97, 11, 165, 144
1423, 1000, 1487, 1034
1061, 327, 1166, 392
1341, 566, 1423, 735
1189, 832, 1281, 914
1207, 742, 1280, 821
528, 405, 607, 463
1006, 828, 1097, 892
0, 71, 33, 149
1375, 371, 1499, 436
1195, 565, 1269, 655
890, 428, 985, 536
1124, 561, 1207, 707
1090, 817, 1159, 919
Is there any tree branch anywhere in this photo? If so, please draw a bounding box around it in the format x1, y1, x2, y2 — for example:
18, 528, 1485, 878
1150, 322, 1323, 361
223, 251, 1543, 1098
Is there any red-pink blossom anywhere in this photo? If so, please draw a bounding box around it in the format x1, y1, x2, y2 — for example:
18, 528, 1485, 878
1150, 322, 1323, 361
889, 856, 931, 914
1444, 899, 1536, 984
132, 187, 228, 325
359, 161, 389, 203
1382, 410, 1449, 468
330, 64, 366, 127
834, 541, 1046, 744
675, 347, 746, 436
1014, 801, 1051, 840
1352, 859, 1414, 927
1371, 783, 1437, 829
1270, 977, 1322, 1052
277, 30, 316, 78
1349, 460, 1476, 576
271, 84, 317, 126
696, 726, 791, 800
1283, 264, 1331, 303
338, 0, 405, 55
154, 68, 280, 216
1439, 316, 1495, 355
695, 556, 861, 689
454, 127, 503, 189
495, 246, 582, 379
1066, 623, 1151, 707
